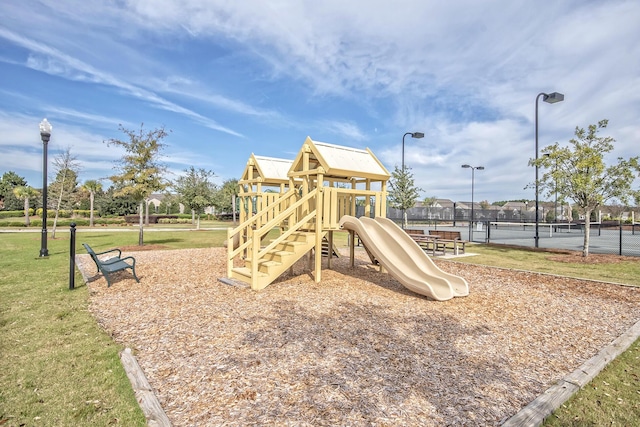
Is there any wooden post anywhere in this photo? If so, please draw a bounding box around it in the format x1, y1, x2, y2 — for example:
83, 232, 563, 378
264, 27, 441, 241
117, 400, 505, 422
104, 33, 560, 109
327, 230, 333, 269
349, 230, 355, 267
314, 171, 323, 283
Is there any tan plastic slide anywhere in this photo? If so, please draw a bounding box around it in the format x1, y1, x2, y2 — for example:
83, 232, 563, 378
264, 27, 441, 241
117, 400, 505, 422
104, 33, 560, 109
339, 215, 469, 301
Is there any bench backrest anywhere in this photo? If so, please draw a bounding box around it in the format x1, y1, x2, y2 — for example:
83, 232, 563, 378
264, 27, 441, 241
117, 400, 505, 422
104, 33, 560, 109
82, 243, 103, 271
82, 243, 96, 257
405, 229, 424, 235
82, 243, 102, 267
428, 230, 462, 240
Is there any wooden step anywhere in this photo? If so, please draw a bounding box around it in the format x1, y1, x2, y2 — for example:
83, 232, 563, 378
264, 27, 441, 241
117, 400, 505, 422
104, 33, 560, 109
231, 267, 269, 280
231, 231, 317, 290
243, 259, 283, 274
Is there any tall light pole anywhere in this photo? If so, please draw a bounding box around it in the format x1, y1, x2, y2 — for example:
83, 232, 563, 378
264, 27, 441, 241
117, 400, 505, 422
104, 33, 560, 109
402, 131, 424, 171
461, 164, 484, 241
544, 153, 559, 222
39, 118, 52, 257
553, 159, 558, 223
535, 91, 564, 247
400, 131, 424, 228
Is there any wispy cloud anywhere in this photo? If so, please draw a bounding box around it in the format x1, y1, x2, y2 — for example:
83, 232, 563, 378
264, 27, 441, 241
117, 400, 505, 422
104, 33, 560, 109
317, 120, 367, 142
1, 1, 638, 199
0, 27, 244, 137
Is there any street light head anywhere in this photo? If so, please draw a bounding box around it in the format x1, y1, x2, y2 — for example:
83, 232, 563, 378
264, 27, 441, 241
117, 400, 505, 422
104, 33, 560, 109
543, 92, 564, 104
411, 132, 424, 139
39, 118, 52, 135
461, 164, 471, 169
476, 166, 485, 170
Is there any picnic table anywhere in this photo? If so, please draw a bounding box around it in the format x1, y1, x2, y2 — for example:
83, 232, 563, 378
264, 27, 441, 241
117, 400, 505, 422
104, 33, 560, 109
405, 229, 467, 256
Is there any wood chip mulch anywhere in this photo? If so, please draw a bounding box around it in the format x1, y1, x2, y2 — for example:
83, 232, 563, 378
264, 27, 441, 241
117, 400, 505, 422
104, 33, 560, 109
76, 248, 640, 426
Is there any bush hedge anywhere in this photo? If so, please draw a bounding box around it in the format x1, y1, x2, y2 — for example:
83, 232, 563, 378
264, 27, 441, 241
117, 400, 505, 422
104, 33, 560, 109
124, 214, 179, 224
0, 210, 25, 219
157, 218, 192, 224
0, 217, 128, 228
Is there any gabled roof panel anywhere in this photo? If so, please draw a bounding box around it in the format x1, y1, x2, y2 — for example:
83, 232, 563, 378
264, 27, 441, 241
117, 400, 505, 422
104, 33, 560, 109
292, 137, 390, 181
253, 155, 293, 183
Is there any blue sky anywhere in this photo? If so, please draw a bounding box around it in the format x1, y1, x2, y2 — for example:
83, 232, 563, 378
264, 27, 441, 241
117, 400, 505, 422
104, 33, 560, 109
1, 0, 638, 203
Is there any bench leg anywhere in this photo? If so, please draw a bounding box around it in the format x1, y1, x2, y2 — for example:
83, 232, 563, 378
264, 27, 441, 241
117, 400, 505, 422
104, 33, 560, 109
131, 266, 140, 283
102, 267, 139, 287
103, 271, 114, 288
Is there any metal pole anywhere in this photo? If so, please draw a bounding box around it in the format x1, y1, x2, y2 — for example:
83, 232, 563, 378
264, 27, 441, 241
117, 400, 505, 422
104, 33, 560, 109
554, 159, 558, 223
69, 223, 76, 290
39, 131, 50, 257
619, 221, 623, 256
402, 132, 410, 172
453, 202, 457, 226
470, 168, 474, 241
401, 132, 410, 229
534, 93, 543, 248
534, 91, 564, 246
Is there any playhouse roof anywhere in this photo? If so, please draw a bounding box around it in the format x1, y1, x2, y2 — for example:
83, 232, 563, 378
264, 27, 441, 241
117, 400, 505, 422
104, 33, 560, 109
240, 154, 293, 185
290, 137, 390, 181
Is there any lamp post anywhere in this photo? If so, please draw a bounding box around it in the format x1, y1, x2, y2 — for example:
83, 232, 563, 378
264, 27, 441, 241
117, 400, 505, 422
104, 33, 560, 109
535, 91, 564, 248
461, 164, 484, 241
39, 118, 52, 257
553, 160, 558, 223
400, 131, 424, 228
402, 131, 424, 171
543, 153, 559, 223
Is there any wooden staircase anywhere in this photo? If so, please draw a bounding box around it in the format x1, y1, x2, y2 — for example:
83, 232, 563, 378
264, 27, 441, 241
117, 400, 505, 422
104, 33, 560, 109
230, 231, 316, 290
321, 236, 340, 258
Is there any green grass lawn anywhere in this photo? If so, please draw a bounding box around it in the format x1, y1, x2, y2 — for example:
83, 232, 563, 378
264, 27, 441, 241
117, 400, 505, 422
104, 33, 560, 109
0, 228, 637, 425
455, 243, 640, 286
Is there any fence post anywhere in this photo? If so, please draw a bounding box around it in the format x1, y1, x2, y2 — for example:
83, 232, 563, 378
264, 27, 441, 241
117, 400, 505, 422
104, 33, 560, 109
619, 222, 623, 256
453, 202, 457, 226
69, 222, 76, 290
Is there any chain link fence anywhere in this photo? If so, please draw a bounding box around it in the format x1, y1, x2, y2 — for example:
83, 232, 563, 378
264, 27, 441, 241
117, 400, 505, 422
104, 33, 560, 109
374, 206, 640, 257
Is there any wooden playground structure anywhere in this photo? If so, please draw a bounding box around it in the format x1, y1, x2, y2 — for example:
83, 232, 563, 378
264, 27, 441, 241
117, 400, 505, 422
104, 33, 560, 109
227, 136, 390, 290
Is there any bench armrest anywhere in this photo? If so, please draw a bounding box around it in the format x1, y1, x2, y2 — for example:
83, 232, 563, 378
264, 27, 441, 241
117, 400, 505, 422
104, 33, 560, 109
94, 248, 122, 258
99, 256, 125, 265
118, 256, 136, 266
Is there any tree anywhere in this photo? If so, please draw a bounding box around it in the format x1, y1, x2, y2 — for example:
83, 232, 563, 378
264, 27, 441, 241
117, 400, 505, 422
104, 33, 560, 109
532, 119, 639, 257
13, 186, 39, 226
387, 166, 422, 228
0, 171, 28, 211
212, 179, 239, 218
605, 202, 627, 222
158, 192, 180, 214
50, 148, 81, 238
106, 124, 169, 245
423, 196, 438, 222
96, 186, 138, 217
81, 180, 103, 226
173, 167, 216, 229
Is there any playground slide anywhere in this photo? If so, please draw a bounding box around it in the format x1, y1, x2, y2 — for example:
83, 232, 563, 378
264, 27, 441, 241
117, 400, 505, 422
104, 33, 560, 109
339, 215, 469, 301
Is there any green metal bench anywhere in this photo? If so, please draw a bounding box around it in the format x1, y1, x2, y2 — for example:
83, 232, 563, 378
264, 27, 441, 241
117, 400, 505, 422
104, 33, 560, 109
82, 243, 140, 287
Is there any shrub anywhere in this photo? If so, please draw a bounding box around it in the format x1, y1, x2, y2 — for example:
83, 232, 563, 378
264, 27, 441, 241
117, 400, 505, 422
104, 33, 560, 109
94, 218, 127, 226
35, 209, 55, 217
0, 210, 24, 219
0, 221, 27, 227
72, 210, 91, 218
158, 218, 191, 224
124, 214, 179, 224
